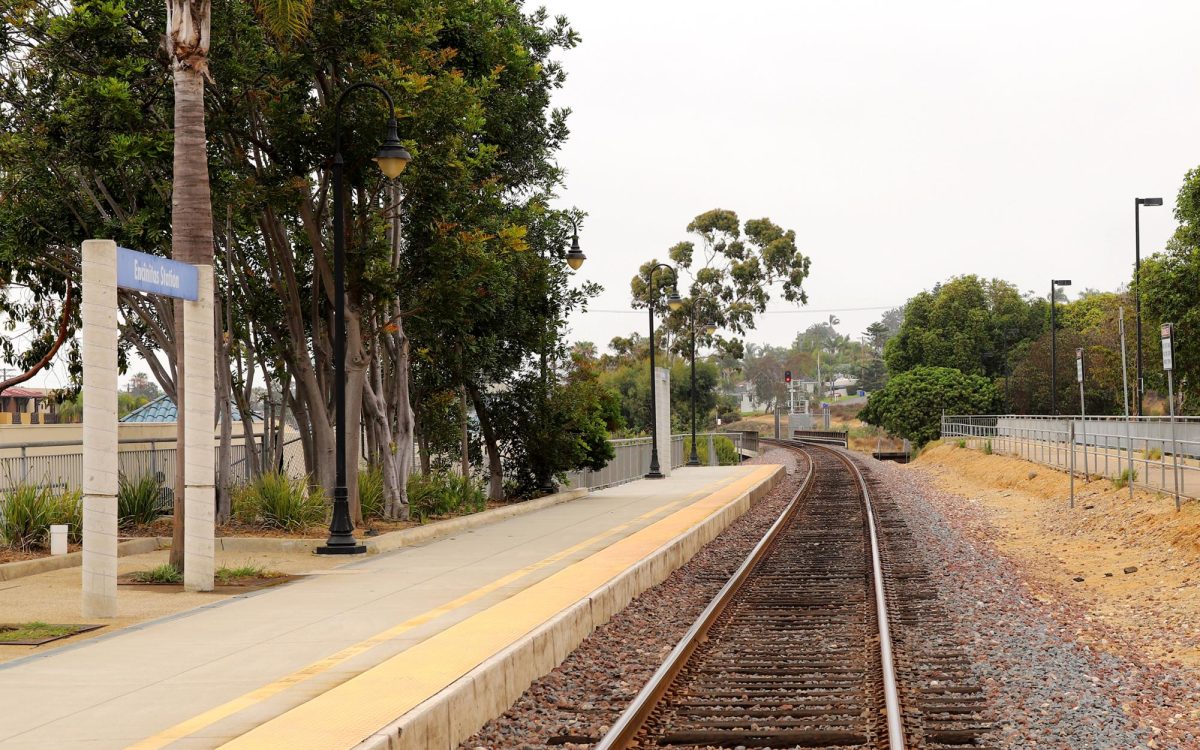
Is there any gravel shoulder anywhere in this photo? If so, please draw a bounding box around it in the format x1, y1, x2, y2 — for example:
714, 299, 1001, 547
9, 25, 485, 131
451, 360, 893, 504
884, 448, 1200, 749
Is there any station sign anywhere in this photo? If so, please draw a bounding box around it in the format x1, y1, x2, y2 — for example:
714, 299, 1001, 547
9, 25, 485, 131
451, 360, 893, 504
1161, 323, 1174, 372
1075, 348, 1083, 383
117, 246, 199, 300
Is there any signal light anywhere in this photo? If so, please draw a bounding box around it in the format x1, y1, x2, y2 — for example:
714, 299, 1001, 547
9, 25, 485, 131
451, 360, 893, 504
784, 370, 792, 383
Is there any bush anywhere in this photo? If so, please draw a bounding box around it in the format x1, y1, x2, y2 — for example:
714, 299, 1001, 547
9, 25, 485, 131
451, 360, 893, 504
358, 465, 386, 520
1146, 447, 1163, 461
407, 472, 486, 523
233, 473, 326, 531
859, 366, 1001, 448
955, 438, 967, 449
118, 474, 163, 528
983, 439, 993, 455
130, 563, 182, 583
683, 436, 741, 466
0, 485, 81, 550
1112, 467, 1138, 489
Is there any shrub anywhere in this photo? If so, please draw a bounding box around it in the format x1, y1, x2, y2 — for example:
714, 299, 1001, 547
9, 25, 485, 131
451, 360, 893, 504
1112, 467, 1138, 489
407, 472, 486, 523
358, 465, 386, 520
0, 486, 81, 550
682, 436, 741, 466
983, 440, 993, 455
130, 563, 182, 583
118, 474, 163, 528
955, 439, 967, 449
233, 473, 326, 531
1146, 446, 1163, 461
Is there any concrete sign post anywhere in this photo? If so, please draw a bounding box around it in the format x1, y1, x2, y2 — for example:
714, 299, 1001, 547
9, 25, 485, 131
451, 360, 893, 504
81, 240, 120, 618
81, 240, 213, 617
654, 367, 671, 477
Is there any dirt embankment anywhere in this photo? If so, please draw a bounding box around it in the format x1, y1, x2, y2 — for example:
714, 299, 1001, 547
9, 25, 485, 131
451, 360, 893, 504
910, 443, 1200, 672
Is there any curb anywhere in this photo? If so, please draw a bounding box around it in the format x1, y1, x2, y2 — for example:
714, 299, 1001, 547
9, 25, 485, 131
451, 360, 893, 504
357, 465, 785, 750
0, 489, 591, 581
0, 537, 162, 582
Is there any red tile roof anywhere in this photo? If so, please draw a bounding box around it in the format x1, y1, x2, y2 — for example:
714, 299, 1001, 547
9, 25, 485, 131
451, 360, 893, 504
0, 387, 47, 398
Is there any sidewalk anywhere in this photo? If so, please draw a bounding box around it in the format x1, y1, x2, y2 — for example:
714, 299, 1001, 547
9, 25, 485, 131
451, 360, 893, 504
0, 466, 777, 749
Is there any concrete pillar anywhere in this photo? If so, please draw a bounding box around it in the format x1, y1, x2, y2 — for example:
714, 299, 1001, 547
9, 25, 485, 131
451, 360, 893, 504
654, 367, 671, 476
81, 239, 119, 619
184, 266, 215, 592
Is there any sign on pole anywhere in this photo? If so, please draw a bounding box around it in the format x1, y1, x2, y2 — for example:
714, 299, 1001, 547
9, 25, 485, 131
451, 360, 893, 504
117, 247, 199, 300
1162, 323, 1174, 371
1075, 347, 1084, 383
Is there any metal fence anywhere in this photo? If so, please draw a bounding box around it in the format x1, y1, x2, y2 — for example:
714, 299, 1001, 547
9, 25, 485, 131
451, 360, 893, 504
0, 437, 305, 500
563, 432, 757, 492
942, 414, 1200, 504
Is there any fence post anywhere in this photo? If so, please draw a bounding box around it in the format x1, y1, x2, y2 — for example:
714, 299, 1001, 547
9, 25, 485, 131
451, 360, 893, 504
1069, 421, 1075, 509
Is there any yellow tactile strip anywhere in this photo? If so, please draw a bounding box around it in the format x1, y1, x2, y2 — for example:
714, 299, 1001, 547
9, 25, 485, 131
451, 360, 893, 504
219, 464, 782, 750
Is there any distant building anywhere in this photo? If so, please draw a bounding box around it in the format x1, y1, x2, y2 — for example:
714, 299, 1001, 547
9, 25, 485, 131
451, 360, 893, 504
120, 395, 252, 424
0, 387, 55, 424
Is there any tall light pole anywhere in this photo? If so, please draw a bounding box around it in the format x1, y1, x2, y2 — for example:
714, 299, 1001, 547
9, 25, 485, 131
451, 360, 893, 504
645, 263, 681, 479
685, 298, 718, 467
318, 83, 412, 556
1049, 279, 1071, 416
1134, 197, 1163, 416
536, 216, 587, 495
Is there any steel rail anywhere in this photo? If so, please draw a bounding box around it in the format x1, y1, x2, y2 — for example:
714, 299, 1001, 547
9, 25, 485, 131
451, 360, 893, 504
593, 450, 816, 750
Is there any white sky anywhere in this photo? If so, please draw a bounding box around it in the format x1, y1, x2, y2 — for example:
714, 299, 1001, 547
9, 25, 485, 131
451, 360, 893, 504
13, 0, 1200, 388
548, 0, 1200, 351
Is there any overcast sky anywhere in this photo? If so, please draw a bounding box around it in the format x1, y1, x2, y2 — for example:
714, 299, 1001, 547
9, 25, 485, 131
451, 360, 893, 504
546, 0, 1200, 352
15, 1, 1200, 389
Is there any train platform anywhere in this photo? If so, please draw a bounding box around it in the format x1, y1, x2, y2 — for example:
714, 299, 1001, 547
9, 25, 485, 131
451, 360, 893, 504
0, 463, 783, 750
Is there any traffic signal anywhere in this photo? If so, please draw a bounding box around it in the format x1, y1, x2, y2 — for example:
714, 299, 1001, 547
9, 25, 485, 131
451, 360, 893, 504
784, 370, 792, 383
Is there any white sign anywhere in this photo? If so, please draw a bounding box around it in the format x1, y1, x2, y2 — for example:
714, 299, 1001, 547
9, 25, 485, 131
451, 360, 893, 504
1076, 348, 1083, 383
1162, 323, 1174, 372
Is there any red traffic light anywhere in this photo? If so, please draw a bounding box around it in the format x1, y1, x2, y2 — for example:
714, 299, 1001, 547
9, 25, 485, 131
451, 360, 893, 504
784, 370, 792, 383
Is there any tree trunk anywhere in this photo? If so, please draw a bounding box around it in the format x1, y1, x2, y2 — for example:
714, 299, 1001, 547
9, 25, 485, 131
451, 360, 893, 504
215, 291, 233, 523
166, 2, 214, 568
467, 382, 504, 500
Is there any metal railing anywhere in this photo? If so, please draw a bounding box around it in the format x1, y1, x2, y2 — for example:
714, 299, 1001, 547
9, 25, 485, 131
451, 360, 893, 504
564, 432, 756, 492
942, 414, 1200, 504
0, 436, 305, 499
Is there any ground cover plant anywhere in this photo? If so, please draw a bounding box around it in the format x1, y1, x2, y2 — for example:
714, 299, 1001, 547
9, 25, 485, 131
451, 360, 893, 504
0, 622, 77, 643
118, 474, 163, 528
129, 564, 183, 584
232, 473, 326, 531
0, 485, 81, 550
407, 472, 486, 523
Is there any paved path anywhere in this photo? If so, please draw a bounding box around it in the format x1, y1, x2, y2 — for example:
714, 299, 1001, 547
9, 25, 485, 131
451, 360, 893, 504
0, 467, 762, 749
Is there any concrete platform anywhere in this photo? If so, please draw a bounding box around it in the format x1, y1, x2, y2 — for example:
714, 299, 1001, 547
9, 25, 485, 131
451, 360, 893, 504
0, 464, 782, 750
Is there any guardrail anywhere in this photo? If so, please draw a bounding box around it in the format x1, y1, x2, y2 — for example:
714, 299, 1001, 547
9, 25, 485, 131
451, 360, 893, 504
942, 414, 1198, 503
564, 432, 757, 492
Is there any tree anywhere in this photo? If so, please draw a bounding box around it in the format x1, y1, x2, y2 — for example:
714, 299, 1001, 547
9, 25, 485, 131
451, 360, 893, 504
1139, 166, 1200, 413
884, 275, 1045, 379
631, 208, 811, 356
859, 366, 1001, 447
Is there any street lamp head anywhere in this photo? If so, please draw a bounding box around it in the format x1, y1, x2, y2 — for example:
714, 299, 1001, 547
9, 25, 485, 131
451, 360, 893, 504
1137, 197, 1164, 207
373, 118, 412, 179
704, 322, 718, 336
667, 289, 684, 311
565, 231, 585, 270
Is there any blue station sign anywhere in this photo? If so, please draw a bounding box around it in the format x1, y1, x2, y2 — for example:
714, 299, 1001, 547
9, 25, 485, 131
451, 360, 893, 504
116, 247, 199, 301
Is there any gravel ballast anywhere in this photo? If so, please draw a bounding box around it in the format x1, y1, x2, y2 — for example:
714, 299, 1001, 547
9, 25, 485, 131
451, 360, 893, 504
460, 449, 805, 749
463, 449, 1200, 749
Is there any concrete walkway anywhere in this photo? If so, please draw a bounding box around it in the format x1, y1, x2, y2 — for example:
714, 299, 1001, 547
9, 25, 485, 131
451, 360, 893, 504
0, 466, 770, 749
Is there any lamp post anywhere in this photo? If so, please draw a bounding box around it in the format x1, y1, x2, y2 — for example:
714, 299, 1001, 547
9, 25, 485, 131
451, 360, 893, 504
685, 300, 718, 467
645, 263, 681, 479
1049, 279, 1072, 416
1134, 197, 1163, 416
536, 216, 587, 495
317, 83, 412, 556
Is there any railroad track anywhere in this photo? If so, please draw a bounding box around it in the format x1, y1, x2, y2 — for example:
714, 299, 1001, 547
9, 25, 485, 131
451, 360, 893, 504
594, 440, 991, 750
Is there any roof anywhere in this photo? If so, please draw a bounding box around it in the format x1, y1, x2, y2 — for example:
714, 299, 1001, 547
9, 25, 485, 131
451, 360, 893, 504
120, 395, 251, 423
0, 387, 47, 399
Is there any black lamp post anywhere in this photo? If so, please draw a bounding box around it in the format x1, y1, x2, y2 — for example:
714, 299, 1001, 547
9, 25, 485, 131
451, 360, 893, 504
317, 83, 412, 556
1134, 197, 1163, 417
645, 263, 681, 479
1050, 279, 1072, 416
686, 301, 718, 467
536, 216, 586, 495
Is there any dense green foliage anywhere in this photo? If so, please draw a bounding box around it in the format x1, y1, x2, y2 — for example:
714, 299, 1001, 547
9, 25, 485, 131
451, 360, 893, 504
232, 473, 326, 531
859, 366, 1001, 447
0, 486, 81, 550
407, 472, 487, 522
117, 474, 164, 527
